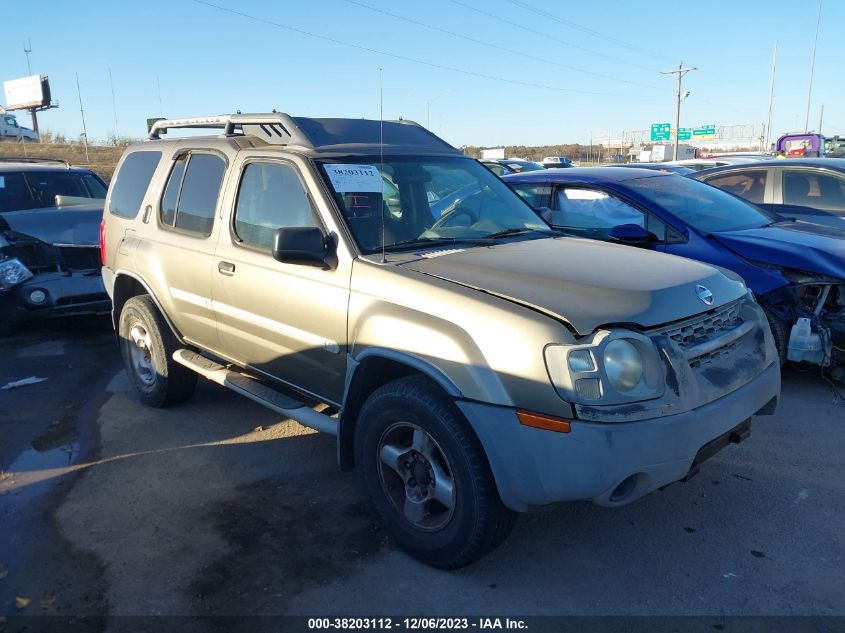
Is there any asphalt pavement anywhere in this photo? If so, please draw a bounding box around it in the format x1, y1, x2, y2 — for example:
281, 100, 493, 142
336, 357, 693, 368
1, 318, 843, 626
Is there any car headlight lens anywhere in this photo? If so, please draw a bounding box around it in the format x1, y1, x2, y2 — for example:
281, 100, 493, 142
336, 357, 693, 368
0, 257, 34, 290
603, 339, 644, 392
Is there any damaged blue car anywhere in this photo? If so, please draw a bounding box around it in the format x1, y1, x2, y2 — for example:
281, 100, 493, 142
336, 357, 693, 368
503, 167, 845, 379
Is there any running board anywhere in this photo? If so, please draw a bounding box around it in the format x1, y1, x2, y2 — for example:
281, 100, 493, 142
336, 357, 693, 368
172, 349, 338, 436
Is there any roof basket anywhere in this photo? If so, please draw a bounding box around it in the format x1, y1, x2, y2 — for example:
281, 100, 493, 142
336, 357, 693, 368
148, 113, 314, 148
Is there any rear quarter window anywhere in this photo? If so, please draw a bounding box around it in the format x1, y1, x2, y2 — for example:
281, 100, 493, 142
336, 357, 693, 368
108, 151, 162, 219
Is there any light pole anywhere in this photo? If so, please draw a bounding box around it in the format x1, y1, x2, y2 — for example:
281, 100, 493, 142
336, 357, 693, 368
661, 63, 697, 160
427, 90, 449, 130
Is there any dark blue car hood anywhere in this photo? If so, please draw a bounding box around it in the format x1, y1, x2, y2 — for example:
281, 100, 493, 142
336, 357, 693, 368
710, 221, 845, 279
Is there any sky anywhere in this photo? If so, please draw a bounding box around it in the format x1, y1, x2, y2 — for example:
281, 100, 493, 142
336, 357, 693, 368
2, 0, 841, 148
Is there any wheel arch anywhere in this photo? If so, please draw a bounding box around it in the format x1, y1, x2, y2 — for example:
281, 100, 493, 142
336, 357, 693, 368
337, 349, 462, 471
112, 270, 183, 342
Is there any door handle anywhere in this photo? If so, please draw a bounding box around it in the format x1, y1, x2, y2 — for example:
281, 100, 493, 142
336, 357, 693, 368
218, 261, 236, 276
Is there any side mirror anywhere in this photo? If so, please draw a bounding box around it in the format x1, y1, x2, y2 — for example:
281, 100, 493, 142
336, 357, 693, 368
608, 223, 651, 245
272, 227, 331, 267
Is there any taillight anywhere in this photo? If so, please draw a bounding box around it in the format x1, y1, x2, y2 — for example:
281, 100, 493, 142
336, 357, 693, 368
99, 218, 107, 266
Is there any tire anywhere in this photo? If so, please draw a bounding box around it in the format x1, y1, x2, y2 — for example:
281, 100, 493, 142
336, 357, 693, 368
118, 295, 197, 407
764, 309, 789, 367
354, 376, 516, 569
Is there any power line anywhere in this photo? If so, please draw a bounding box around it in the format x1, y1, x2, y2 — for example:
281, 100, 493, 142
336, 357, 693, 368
192, 0, 663, 99
449, 0, 659, 74
504, 0, 676, 64
341, 0, 666, 93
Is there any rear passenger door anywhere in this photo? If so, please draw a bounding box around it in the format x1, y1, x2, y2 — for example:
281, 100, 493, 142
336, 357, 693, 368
146, 150, 227, 351
211, 157, 349, 404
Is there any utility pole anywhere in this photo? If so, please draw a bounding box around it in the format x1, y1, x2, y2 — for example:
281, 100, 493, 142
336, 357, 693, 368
819, 104, 824, 133
804, 0, 822, 132
76, 74, 90, 163
23, 39, 32, 75
765, 41, 777, 152
661, 63, 696, 160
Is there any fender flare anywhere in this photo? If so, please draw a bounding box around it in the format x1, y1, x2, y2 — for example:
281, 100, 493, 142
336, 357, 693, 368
112, 269, 184, 342
336, 347, 464, 469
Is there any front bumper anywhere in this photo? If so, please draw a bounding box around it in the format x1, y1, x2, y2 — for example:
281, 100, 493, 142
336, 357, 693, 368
457, 360, 780, 512
0, 270, 110, 323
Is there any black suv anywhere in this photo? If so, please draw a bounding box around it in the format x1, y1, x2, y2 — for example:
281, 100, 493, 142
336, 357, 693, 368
0, 158, 110, 333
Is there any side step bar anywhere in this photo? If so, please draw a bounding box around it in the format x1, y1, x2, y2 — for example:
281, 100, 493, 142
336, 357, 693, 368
173, 349, 338, 436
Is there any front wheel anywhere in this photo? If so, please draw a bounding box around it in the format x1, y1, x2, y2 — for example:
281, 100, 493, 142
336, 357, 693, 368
354, 376, 516, 569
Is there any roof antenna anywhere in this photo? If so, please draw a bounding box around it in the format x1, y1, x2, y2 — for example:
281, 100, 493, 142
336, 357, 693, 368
379, 67, 386, 264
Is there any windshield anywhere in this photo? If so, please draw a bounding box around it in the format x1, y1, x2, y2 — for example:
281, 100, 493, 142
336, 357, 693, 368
0, 170, 107, 212
625, 174, 774, 233
318, 156, 549, 252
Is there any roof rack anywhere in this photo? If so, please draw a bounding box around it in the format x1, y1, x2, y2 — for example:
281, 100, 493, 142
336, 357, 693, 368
147, 112, 460, 155
0, 157, 71, 168
148, 113, 314, 147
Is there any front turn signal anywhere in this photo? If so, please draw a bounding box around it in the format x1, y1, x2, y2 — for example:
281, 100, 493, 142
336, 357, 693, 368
517, 410, 571, 434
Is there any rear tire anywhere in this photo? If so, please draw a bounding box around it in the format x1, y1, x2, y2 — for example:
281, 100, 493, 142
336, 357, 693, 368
354, 376, 516, 569
118, 295, 197, 407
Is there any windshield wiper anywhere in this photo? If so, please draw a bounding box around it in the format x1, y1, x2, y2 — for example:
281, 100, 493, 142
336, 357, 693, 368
382, 237, 462, 251
481, 228, 557, 239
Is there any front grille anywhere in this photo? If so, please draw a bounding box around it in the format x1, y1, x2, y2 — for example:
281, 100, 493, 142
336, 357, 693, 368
657, 301, 746, 367
58, 246, 100, 271
660, 302, 742, 348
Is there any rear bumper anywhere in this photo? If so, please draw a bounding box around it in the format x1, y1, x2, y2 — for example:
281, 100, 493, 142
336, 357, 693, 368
457, 360, 780, 512
0, 270, 110, 323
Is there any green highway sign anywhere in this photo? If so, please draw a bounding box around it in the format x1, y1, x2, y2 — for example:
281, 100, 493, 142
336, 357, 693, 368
650, 123, 671, 142
693, 125, 716, 140
678, 127, 692, 141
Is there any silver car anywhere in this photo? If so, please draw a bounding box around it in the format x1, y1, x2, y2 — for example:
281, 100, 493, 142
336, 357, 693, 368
101, 113, 780, 568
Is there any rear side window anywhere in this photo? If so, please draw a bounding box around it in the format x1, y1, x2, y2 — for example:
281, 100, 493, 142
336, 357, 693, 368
704, 169, 767, 204
159, 153, 225, 236
109, 151, 161, 218
783, 170, 845, 210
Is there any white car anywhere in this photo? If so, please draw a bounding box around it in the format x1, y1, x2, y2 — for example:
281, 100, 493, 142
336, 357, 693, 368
0, 113, 39, 141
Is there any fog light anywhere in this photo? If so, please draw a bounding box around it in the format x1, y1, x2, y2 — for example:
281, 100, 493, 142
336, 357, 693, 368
29, 289, 47, 304
576, 378, 602, 400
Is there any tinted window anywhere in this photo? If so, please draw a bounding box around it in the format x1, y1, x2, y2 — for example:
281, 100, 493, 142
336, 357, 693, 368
783, 170, 845, 210
82, 174, 108, 198
174, 154, 225, 235
705, 169, 767, 204
509, 184, 550, 209
0, 172, 33, 212
0, 170, 107, 212
234, 162, 316, 249
626, 174, 772, 233
109, 151, 161, 219
160, 156, 187, 226
553, 188, 644, 231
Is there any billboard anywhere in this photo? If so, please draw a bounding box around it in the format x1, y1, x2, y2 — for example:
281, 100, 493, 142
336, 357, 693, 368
3, 75, 51, 110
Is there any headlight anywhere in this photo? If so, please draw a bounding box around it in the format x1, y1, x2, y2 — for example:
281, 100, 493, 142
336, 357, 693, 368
0, 257, 34, 290
604, 339, 643, 392
545, 331, 663, 406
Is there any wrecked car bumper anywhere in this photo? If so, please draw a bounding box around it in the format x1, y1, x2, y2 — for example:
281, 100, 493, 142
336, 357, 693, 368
0, 270, 110, 323
457, 360, 780, 513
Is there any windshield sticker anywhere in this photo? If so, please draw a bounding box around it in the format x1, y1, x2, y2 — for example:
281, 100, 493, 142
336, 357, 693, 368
324, 164, 384, 193
0, 176, 4, 188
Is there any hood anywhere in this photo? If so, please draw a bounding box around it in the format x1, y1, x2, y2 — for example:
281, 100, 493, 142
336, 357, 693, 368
400, 237, 745, 334
0, 204, 103, 246
711, 221, 845, 279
